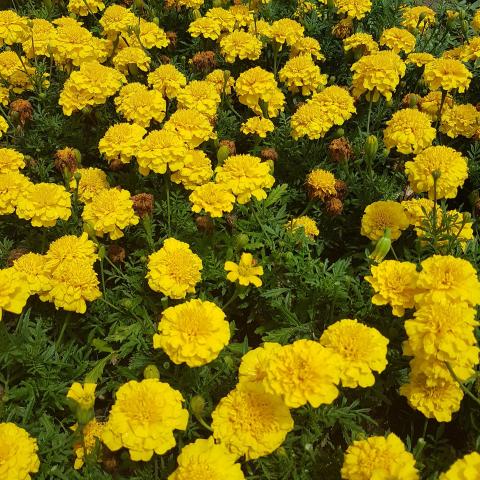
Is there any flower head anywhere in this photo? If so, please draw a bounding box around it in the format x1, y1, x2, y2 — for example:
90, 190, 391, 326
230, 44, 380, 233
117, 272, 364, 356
224, 253, 263, 287
334, 0, 372, 20
305, 169, 336, 200
12, 253, 51, 296
343, 33, 378, 55
0, 11, 29, 46
401, 198, 434, 226
100, 5, 135, 37
68, 0, 105, 16
188, 17, 221, 40
45, 233, 98, 271
419, 91, 454, 121
361, 201, 409, 241
423, 59, 472, 92
0, 171, 32, 215
286, 216, 319, 238
177, 80, 221, 118
170, 150, 213, 189
291, 36, 324, 60
67, 382, 97, 410
164, 109, 216, 148
148, 64, 187, 99
279, 55, 327, 96
153, 299, 230, 367
0, 148, 25, 173
439, 452, 480, 480
113, 46, 151, 74
99, 123, 146, 165
189, 182, 235, 218
440, 103, 480, 139
406, 52, 435, 67
220, 31, 262, 63
70, 167, 109, 203
0, 268, 30, 320
238, 343, 282, 387
380, 27, 416, 54
124, 19, 169, 49
72, 419, 105, 470
270, 19, 304, 45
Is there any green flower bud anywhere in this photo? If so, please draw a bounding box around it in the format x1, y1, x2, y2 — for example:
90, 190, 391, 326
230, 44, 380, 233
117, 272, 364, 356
217, 145, 230, 165
73, 148, 82, 165
77, 407, 94, 426
143, 364, 160, 379
97, 244, 106, 261
192, 9, 202, 19
234, 233, 249, 250
134, 0, 144, 8
190, 395, 206, 417
369, 228, 391, 263
266, 159, 274, 174
152, 17, 160, 26
333, 127, 345, 138
364, 135, 378, 160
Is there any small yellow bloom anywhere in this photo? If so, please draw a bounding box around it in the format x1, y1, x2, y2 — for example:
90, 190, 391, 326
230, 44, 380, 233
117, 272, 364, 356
67, 382, 97, 410
224, 253, 263, 287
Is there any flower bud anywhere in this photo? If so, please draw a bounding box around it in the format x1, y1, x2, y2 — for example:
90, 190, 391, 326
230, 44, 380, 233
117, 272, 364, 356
192, 8, 202, 19
97, 244, 106, 261
143, 364, 160, 379
333, 128, 345, 138
134, 0, 144, 8
234, 233, 249, 250
266, 159, 274, 174
190, 395, 206, 417
217, 145, 230, 165
369, 228, 391, 263
152, 17, 160, 26
364, 135, 378, 161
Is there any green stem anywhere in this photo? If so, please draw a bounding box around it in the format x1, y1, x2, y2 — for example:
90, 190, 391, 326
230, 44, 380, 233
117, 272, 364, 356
434, 89, 447, 136
446, 362, 480, 408
165, 176, 171, 236
99, 258, 106, 294
222, 287, 240, 310
56, 312, 71, 348
272, 41, 280, 77
366, 93, 374, 136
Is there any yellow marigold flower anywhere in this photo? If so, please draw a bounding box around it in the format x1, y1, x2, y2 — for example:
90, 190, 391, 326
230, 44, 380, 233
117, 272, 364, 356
171, 150, 213, 189
406, 52, 435, 67
0, 422, 40, 479
0, 51, 36, 94
419, 91, 454, 121
70, 167, 109, 203
311, 85, 356, 125
341, 433, 419, 480
235, 66, 285, 118
45, 233, 98, 271
0, 86, 9, 106
113, 46, 151, 74
0, 268, 29, 320
102, 378, 188, 461
440, 104, 480, 138
148, 64, 187, 99
263, 339, 340, 408
291, 102, 332, 139
82, 188, 139, 240
400, 370, 463, 422
153, 298, 230, 367
383, 108, 435, 154
177, 80, 221, 118
0, 147, 25, 173
423, 59, 472, 92
343, 33, 378, 55
205, 69, 235, 95
124, 19, 169, 49
12, 253, 51, 296
164, 109, 216, 148
229, 4, 254, 28
67, 382, 96, 410
365, 260, 419, 317
136, 129, 187, 175
220, 31, 262, 63
250, 19, 272, 39
335, 0, 372, 20
59, 61, 126, 115
0, 115, 8, 137
404, 302, 478, 379
473, 10, 480, 31
215, 154, 275, 204
351, 50, 406, 101
415, 255, 480, 307
401, 6, 435, 31
98, 123, 146, 165
380, 27, 416, 54
270, 18, 304, 46
320, 319, 389, 388
188, 17, 222, 40
224, 252, 263, 287
205, 7, 236, 32
459, 37, 480, 63
100, 4, 135, 37
238, 342, 282, 387
291, 36, 324, 60
72, 419, 105, 470
21, 18, 55, 58
68, 0, 105, 16
241, 117, 275, 137
305, 168, 336, 200
115, 82, 166, 128
286, 215, 319, 238
0, 171, 31, 214
439, 452, 480, 480
147, 238, 202, 299
401, 198, 434, 226
189, 182, 235, 218
279, 55, 327, 96
361, 201, 409, 241
16, 183, 71, 227
169, 437, 244, 480
0, 10, 29, 46
41, 258, 101, 313
405, 146, 468, 200
211, 383, 294, 460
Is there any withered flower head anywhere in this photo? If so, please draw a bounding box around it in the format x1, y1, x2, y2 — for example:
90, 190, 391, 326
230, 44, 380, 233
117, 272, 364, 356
332, 18, 353, 39
166, 31, 177, 47
328, 137, 353, 163
131, 193, 154, 218
219, 139, 236, 156
9, 99, 33, 127
325, 197, 344, 216
191, 51, 217, 73
54, 147, 79, 174
195, 215, 214, 233
333, 179, 348, 200
261, 147, 278, 162
108, 244, 126, 264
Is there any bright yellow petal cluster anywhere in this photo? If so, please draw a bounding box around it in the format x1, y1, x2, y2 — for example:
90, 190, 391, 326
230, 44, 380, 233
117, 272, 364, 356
220, 31, 262, 63
148, 64, 187, 99
0, 147, 25, 173
0, 422, 40, 480
405, 146, 468, 199
189, 182, 235, 218
291, 102, 332, 139
0, 51, 37, 93
45, 233, 98, 271
383, 108, 435, 154
211, 383, 294, 460
343, 33, 378, 55
0, 10, 29, 46
238, 343, 282, 387
205, 7, 236, 32
401, 198, 434, 227
124, 19, 169, 49
291, 36, 324, 60
147, 238, 202, 299
360, 200, 409, 241
379, 27, 416, 54
423, 59, 472, 92
72, 419, 105, 470
270, 18, 304, 45
229, 4, 254, 27
70, 167, 109, 203
102, 379, 188, 461
335, 0, 372, 20
67, 382, 96, 410
68, 0, 105, 16
98, 123, 146, 165
305, 168, 336, 200
279, 55, 327, 96
406, 52, 435, 67
0, 171, 32, 214
99, 5, 136, 37
164, 109, 216, 148
21, 19, 54, 58
419, 91, 454, 121
170, 150, 213, 189
188, 17, 221, 40
341, 433, 419, 480
225, 252, 264, 287
12, 253, 51, 296
286, 215, 319, 238
153, 298, 230, 367
82, 188, 139, 240
241, 117, 275, 137
440, 104, 480, 139
401, 6, 435, 31
439, 452, 480, 480
205, 69, 235, 95
177, 80, 221, 118
0, 268, 30, 320
113, 46, 151, 74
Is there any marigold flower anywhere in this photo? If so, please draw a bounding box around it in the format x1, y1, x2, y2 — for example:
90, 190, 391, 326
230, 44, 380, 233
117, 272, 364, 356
147, 238, 202, 299
279, 55, 327, 96
401, 198, 434, 226
177, 80, 221, 118
269, 18, 304, 45
383, 108, 435, 154
169, 437, 244, 480
365, 260, 419, 317
136, 129, 187, 175
320, 319, 388, 388
343, 33, 378, 55
419, 91, 454, 121
352, 50, 406, 101
291, 36, 324, 60
124, 19, 169, 49
82, 188, 139, 240
148, 64, 187, 99
70, 167, 110, 203
0, 147, 25, 173
291, 102, 332, 139
99, 123, 146, 165
215, 154, 274, 204
335, 0, 372, 20
0, 268, 30, 320
72, 419, 105, 470
423, 59, 472, 93
380, 27, 416, 54
406, 52, 435, 67
205, 7, 236, 32
188, 17, 221, 40
263, 339, 341, 408
341, 433, 419, 480
440, 103, 480, 138
164, 109, 216, 148
102, 378, 188, 461
19, 18, 53, 58
0, 51, 37, 93
16, 183, 71, 227
238, 343, 282, 387
153, 299, 230, 367
0, 171, 31, 214
211, 383, 294, 460
113, 46, 151, 74
12, 253, 51, 296
286, 216, 319, 238
170, 150, 213, 189
0, 10, 29, 46
229, 4, 254, 27
405, 146, 468, 200
361, 201, 409, 242
220, 30, 262, 63
68, 0, 105, 16
439, 452, 480, 480
0, 422, 40, 479
189, 182, 235, 218
115, 83, 165, 128
224, 252, 263, 287
45, 233, 98, 271
67, 383, 97, 410
99, 4, 136, 37
401, 6, 435, 31
241, 117, 275, 138
205, 69, 235, 95
305, 168, 336, 200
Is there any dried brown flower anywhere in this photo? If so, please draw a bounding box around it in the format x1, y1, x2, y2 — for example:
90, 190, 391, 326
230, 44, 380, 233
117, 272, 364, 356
131, 193, 154, 218
328, 137, 353, 163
